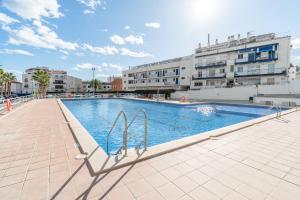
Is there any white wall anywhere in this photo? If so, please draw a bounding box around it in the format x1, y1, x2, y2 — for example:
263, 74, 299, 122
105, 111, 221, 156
254, 96, 300, 106
171, 80, 300, 101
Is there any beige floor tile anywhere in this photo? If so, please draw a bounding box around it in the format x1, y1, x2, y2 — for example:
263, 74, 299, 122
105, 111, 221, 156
126, 178, 155, 198
106, 185, 135, 200
161, 166, 183, 181
188, 186, 219, 200
173, 175, 198, 193
203, 179, 231, 198
144, 172, 169, 188
157, 182, 185, 200
136, 190, 165, 200
235, 184, 267, 200
186, 170, 210, 185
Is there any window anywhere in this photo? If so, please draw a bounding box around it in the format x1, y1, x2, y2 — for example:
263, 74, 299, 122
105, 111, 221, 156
181, 77, 185, 80
194, 82, 203, 86
268, 64, 275, 73
208, 69, 215, 77
230, 65, 234, 72
238, 54, 243, 59
181, 67, 186, 70
266, 77, 275, 85
237, 66, 243, 73
219, 68, 225, 73
175, 78, 179, 85
198, 71, 203, 77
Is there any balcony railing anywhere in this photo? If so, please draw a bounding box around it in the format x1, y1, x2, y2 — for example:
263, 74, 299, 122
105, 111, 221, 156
195, 61, 227, 69
234, 68, 286, 77
192, 73, 226, 80
235, 52, 278, 64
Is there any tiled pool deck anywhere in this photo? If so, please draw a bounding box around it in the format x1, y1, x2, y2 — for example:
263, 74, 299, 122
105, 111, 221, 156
1, 99, 300, 200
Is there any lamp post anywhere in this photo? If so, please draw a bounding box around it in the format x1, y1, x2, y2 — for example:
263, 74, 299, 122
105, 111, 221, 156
92, 67, 95, 96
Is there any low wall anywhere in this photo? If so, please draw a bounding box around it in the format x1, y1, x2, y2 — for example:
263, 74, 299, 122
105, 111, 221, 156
171, 80, 300, 101
254, 96, 300, 106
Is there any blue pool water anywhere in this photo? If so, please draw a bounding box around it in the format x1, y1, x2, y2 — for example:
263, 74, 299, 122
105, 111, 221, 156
62, 99, 277, 153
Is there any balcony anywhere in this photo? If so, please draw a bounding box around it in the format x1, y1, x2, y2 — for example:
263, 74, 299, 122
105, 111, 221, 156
234, 68, 286, 78
163, 72, 179, 77
192, 73, 226, 80
195, 61, 226, 69
235, 52, 278, 64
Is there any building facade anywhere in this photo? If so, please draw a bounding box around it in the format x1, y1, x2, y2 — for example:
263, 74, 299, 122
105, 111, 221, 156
11, 81, 22, 94
111, 77, 123, 91
122, 33, 291, 92
22, 67, 82, 94
191, 33, 291, 89
66, 75, 83, 93
122, 56, 193, 91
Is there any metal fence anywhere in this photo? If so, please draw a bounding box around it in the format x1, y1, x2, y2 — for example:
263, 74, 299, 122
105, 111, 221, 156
0, 95, 34, 112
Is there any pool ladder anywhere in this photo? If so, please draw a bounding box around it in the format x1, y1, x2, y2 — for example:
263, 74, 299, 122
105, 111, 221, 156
266, 105, 282, 118
106, 109, 148, 156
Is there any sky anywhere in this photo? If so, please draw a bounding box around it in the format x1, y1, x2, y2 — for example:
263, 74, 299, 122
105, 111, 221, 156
0, 0, 300, 81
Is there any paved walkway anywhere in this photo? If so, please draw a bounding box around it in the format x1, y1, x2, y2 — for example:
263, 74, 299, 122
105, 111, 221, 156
1, 99, 300, 200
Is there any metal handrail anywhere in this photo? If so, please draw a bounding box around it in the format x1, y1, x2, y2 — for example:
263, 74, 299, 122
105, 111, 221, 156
106, 111, 128, 156
266, 104, 282, 118
128, 109, 148, 151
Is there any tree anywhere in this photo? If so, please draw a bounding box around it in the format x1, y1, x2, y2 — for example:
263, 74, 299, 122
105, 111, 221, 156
32, 69, 50, 97
3, 72, 16, 95
90, 79, 102, 92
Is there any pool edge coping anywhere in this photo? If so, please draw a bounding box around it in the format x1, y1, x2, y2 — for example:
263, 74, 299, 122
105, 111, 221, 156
57, 98, 298, 175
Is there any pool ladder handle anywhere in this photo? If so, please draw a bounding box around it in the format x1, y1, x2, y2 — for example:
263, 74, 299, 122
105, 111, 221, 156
268, 104, 282, 118
127, 109, 148, 152
106, 111, 128, 156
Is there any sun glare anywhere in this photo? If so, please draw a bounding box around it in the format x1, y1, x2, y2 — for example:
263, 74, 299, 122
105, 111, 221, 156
186, 0, 220, 24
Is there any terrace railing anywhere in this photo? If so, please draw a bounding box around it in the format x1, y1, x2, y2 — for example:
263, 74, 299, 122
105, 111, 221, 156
0, 95, 34, 112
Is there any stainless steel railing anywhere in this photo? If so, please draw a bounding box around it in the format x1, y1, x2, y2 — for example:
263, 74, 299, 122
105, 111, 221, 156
127, 109, 148, 151
106, 111, 128, 156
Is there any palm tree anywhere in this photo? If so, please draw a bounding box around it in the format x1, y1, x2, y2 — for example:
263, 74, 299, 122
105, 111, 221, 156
32, 69, 50, 97
0, 68, 4, 96
90, 79, 102, 92
3, 72, 16, 95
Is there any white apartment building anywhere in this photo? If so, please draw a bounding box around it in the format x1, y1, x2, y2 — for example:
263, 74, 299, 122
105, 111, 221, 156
22, 67, 83, 93
122, 33, 292, 92
191, 33, 291, 89
122, 55, 193, 91
66, 75, 83, 93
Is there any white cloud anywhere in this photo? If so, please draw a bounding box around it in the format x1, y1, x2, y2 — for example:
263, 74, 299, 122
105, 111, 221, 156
125, 35, 143, 45
120, 48, 152, 57
3, 22, 79, 51
77, 0, 105, 10
82, 43, 118, 55
292, 38, 300, 49
83, 10, 95, 15
110, 34, 144, 45
0, 49, 34, 56
74, 62, 123, 78
124, 25, 130, 30
145, 22, 160, 29
110, 35, 125, 45
0, 12, 19, 24
3, 0, 63, 20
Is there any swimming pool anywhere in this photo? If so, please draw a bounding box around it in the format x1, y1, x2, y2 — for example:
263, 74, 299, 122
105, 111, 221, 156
62, 99, 278, 154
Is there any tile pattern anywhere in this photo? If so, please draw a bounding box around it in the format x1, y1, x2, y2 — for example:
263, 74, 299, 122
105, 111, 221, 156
0, 99, 300, 199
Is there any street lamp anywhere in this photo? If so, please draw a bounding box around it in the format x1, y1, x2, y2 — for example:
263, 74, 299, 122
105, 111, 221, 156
92, 67, 95, 95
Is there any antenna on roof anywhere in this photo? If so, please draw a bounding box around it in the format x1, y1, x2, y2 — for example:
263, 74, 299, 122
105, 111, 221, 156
208, 33, 210, 47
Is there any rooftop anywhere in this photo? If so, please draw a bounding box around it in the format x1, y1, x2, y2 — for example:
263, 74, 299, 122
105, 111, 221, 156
195, 33, 290, 54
